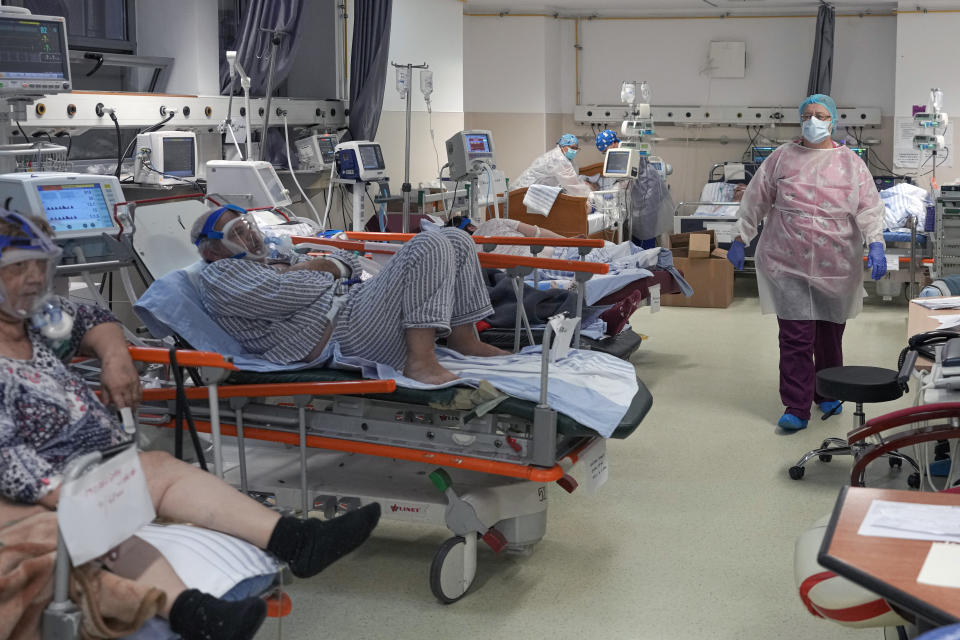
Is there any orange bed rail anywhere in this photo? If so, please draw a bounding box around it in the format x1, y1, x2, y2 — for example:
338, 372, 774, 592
147, 417, 594, 483
289, 236, 609, 275
128, 346, 239, 370
141, 380, 396, 402
344, 230, 604, 249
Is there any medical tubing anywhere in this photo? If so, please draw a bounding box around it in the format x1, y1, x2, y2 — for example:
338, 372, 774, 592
169, 346, 208, 471
110, 112, 122, 178
226, 119, 244, 158
118, 112, 176, 174
321, 163, 336, 230
118, 266, 140, 316
282, 115, 323, 224
73, 247, 113, 310
484, 163, 499, 219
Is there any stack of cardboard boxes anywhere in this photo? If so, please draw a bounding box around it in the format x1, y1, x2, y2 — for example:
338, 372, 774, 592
662, 231, 735, 308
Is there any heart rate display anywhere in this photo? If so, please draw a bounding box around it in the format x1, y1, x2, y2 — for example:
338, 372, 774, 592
37, 184, 114, 233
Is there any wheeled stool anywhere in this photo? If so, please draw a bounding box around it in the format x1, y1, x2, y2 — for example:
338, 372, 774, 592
788, 365, 919, 482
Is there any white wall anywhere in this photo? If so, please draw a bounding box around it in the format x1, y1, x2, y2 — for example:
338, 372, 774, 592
576, 15, 895, 114
135, 0, 219, 94
894, 8, 960, 183
464, 17, 547, 113
374, 0, 464, 188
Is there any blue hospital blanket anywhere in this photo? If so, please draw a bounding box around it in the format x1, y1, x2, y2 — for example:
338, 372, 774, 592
135, 265, 638, 437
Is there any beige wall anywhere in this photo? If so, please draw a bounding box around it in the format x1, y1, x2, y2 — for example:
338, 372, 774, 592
468, 112, 896, 204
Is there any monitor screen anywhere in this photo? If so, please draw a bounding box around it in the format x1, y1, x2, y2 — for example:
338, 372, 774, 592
752, 146, 776, 164
464, 133, 491, 155
317, 136, 336, 155
852, 147, 869, 162
359, 144, 384, 170
162, 137, 196, 177
36, 183, 114, 233
605, 150, 630, 174
0, 17, 68, 81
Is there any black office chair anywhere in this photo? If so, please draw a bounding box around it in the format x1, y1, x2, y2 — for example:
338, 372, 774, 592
788, 352, 921, 482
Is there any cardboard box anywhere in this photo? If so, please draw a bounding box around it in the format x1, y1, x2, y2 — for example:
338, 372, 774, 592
712, 248, 728, 259
688, 233, 711, 259
668, 230, 717, 252
662, 256, 734, 308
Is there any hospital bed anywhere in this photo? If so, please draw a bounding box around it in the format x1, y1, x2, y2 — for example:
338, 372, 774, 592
342, 231, 676, 359
103, 196, 654, 603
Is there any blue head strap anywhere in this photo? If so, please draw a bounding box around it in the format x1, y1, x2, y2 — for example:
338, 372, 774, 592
0, 212, 51, 261
194, 204, 247, 246
457, 217, 473, 230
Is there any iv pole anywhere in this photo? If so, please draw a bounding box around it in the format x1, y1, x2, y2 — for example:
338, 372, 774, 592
391, 61, 428, 233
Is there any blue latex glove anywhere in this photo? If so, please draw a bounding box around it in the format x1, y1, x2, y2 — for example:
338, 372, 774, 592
867, 242, 887, 280
727, 240, 745, 270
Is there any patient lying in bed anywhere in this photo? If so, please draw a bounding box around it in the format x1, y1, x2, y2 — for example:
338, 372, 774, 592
192, 205, 506, 385
0, 212, 380, 640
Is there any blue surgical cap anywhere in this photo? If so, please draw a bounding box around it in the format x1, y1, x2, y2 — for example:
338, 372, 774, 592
596, 129, 620, 153
799, 94, 838, 123
557, 133, 579, 148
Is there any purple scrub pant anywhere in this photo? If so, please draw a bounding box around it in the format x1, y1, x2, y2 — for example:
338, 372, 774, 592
777, 318, 845, 421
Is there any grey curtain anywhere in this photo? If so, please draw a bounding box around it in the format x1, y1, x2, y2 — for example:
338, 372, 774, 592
219, 0, 306, 96
345, 0, 393, 142
807, 3, 835, 96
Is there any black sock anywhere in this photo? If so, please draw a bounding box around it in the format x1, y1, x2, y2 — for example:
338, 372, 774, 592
168, 589, 266, 640
267, 502, 381, 578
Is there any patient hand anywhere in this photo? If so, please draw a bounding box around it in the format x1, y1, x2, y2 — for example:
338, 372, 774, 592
101, 354, 142, 409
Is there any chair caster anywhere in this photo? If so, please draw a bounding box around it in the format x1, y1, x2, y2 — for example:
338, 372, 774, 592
789, 466, 805, 480
818, 454, 833, 463
889, 456, 903, 469
908, 472, 921, 489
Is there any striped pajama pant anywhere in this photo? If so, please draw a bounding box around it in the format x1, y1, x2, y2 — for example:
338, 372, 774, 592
331, 228, 494, 370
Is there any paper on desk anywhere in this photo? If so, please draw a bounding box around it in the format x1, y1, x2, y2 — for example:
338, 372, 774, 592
931, 314, 960, 329
917, 543, 960, 588
858, 500, 960, 543
915, 297, 960, 310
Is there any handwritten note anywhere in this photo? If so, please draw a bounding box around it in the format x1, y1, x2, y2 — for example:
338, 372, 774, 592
580, 438, 609, 495
58, 447, 155, 565
548, 313, 580, 361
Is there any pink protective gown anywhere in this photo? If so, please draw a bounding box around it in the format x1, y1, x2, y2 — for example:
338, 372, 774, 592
736, 142, 885, 323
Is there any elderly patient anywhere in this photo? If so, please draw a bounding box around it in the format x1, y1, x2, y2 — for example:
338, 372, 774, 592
191, 205, 507, 384
0, 211, 380, 640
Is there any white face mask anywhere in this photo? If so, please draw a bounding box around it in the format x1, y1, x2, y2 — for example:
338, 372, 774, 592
802, 118, 832, 144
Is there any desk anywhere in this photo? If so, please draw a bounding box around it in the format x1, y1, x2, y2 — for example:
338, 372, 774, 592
818, 486, 960, 628
907, 300, 960, 371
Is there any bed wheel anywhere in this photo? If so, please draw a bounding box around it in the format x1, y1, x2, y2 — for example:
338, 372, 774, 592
908, 472, 921, 489
430, 535, 476, 604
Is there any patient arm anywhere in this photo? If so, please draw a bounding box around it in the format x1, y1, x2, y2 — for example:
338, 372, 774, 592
279, 257, 342, 277
80, 322, 142, 410
515, 221, 564, 239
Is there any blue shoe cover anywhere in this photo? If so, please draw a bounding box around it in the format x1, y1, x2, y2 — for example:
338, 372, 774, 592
819, 401, 843, 416
930, 458, 951, 478
778, 413, 808, 430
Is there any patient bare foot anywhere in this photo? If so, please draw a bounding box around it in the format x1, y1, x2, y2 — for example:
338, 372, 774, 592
446, 324, 509, 357
405, 359, 458, 385
449, 341, 509, 358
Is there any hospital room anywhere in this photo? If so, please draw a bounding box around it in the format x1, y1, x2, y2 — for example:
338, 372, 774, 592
3, 0, 960, 638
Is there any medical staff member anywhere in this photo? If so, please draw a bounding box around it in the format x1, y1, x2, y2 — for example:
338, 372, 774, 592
513, 133, 593, 197
727, 94, 887, 431
594, 129, 675, 247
